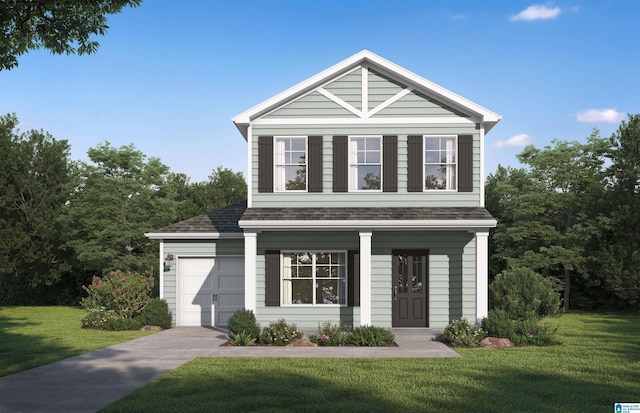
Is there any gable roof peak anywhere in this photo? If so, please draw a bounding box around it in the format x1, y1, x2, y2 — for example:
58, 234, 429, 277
232, 50, 500, 138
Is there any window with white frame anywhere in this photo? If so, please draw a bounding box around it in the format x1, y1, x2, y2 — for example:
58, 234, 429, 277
349, 136, 381, 191
275, 137, 307, 191
282, 252, 346, 305
424, 136, 456, 190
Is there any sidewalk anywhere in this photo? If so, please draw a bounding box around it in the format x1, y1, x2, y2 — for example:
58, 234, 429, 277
0, 327, 459, 413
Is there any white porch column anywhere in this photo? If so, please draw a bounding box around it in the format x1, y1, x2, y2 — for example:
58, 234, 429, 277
158, 240, 164, 299
475, 231, 490, 324
359, 231, 372, 326
244, 231, 258, 312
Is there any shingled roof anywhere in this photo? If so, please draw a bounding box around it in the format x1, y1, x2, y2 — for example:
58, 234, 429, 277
147, 200, 247, 237
240, 207, 494, 222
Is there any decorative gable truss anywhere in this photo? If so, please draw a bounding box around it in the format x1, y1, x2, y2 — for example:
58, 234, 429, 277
261, 66, 468, 122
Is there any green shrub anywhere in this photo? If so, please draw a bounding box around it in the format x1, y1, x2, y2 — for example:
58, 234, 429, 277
227, 330, 256, 346
310, 321, 353, 346
511, 319, 559, 346
349, 325, 395, 347
442, 318, 486, 347
139, 298, 172, 329
483, 309, 515, 339
81, 308, 119, 329
103, 316, 142, 331
228, 309, 260, 340
259, 319, 303, 345
490, 267, 560, 321
80, 270, 155, 318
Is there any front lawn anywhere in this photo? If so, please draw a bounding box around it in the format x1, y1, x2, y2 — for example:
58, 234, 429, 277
0, 306, 156, 377
101, 312, 640, 413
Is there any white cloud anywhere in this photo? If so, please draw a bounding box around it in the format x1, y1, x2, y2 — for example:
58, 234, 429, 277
491, 134, 533, 148
576, 108, 624, 123
511, 5, 562, 21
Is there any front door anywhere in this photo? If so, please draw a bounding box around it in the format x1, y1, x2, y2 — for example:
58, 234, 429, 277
392, 250, 428, 327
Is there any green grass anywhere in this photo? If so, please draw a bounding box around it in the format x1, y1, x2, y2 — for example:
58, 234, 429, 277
101, 312, 640, 413
0, 306, 156, 377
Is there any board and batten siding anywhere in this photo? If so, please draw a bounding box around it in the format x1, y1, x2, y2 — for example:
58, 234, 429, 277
251, 126, 481, 207
162, 239, 244, 326
255, 232, 360, 328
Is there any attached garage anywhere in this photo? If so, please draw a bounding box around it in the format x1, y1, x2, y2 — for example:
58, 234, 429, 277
145, 201, 247, 328
177, 257, 244, 327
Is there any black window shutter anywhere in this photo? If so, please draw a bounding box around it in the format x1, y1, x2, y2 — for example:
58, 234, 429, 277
382, 135, 397, 192
308, 136, 323, 192
265, 250, 280, 306
458, 135, 473, 192
258, 136, 273, 193
407, 135, 423, 192
348, 250, 360, 307
333, 136, 348, 192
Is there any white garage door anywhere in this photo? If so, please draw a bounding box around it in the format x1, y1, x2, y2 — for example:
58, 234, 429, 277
177, 257, 244, 327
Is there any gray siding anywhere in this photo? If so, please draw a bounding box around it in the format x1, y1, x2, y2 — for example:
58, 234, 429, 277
371, 231, 476, 328
264, 91, 356, 118
373, 91, 466, 117
251, 126, 481, 207
368, 70, 404, 109
162, 239, 244, 325
252, 231, 476, 329
255, 232, 360, 327
323, 69, 362, 110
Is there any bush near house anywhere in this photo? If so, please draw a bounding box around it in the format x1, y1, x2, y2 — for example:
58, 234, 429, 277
309, 322, 396, 347
442, 318, 486, 347
139, 298, 172, 329
227, 309, 260, 340
259, 319, 303, 345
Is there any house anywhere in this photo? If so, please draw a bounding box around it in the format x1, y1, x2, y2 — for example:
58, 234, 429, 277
146, 50, 500, 329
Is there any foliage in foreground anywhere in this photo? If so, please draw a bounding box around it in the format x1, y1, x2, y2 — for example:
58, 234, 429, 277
259, 319, 303, 346
309, 322, 396, 347
100, 312, 640, 413
0, 306, 155, 377
227, 309, 260, 341
441, 318, 486, 347
139, 298, 172, 329
81, 270, 154, 319
490, 267, 561, 320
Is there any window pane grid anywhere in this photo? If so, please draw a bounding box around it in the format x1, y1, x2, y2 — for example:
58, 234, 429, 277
282, 252, 347, 305
275, 137, 307, 191
350, 137, 381, 191
424, 136, 456, 190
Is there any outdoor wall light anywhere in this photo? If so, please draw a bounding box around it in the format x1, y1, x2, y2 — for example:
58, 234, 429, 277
164, 254, 174, 272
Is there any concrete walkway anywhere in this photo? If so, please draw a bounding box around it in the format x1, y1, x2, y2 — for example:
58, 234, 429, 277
0, 327, 459, 413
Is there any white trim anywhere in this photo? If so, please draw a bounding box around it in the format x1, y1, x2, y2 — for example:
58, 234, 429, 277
247, 124, 253, 207
316, 88, 363, 118
274, 136, 308, 192
475, 232, 490, 324
349, 135, 383, 192
244, 232, 258, 312
423, 135, 458, 191
359, 231, 372, 326
238, 219, 497, 231
280, 250, 348, 306
251, 116, 477, 125
232, 50, 501, 138
159, 241, 164, 299
367, 88, 412, 117
361, 66, 368, 113
479, 123, 486, 208
145, 232, 244, 240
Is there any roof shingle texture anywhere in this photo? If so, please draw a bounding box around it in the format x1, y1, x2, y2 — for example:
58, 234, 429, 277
240, 207, 495, 221
153, 202, 495, 234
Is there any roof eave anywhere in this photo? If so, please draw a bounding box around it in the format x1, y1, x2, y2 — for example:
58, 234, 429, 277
238, 219, 497, 231
144, 232, 244, 240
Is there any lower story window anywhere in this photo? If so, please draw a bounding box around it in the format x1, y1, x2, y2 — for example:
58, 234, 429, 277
282, 252, 346, 305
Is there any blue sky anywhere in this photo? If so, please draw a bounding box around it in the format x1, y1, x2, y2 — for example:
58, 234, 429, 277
1, 1, 638, 182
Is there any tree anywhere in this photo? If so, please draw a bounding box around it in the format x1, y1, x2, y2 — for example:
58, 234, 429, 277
486, 135, 608, 310
173, 166, 247, 220
599, 115, 640, 305
0, 0, 142, 70
0, 113, 76, 304
64, 142, 179, 277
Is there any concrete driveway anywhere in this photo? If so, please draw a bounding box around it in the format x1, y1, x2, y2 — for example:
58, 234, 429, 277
0, 327, 459, 413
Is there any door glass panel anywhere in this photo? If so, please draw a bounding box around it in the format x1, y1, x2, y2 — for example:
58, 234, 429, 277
411, 256, 423, 293
397, 255, 408, 293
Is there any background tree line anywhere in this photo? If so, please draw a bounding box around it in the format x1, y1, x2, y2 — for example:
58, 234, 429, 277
486, 114, 640, 310
0, 113, 246, 305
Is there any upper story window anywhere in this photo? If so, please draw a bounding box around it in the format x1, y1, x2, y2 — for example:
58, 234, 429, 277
349, 136, 382, 191
275, 137, 306, 191
424, 136, 457, 190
